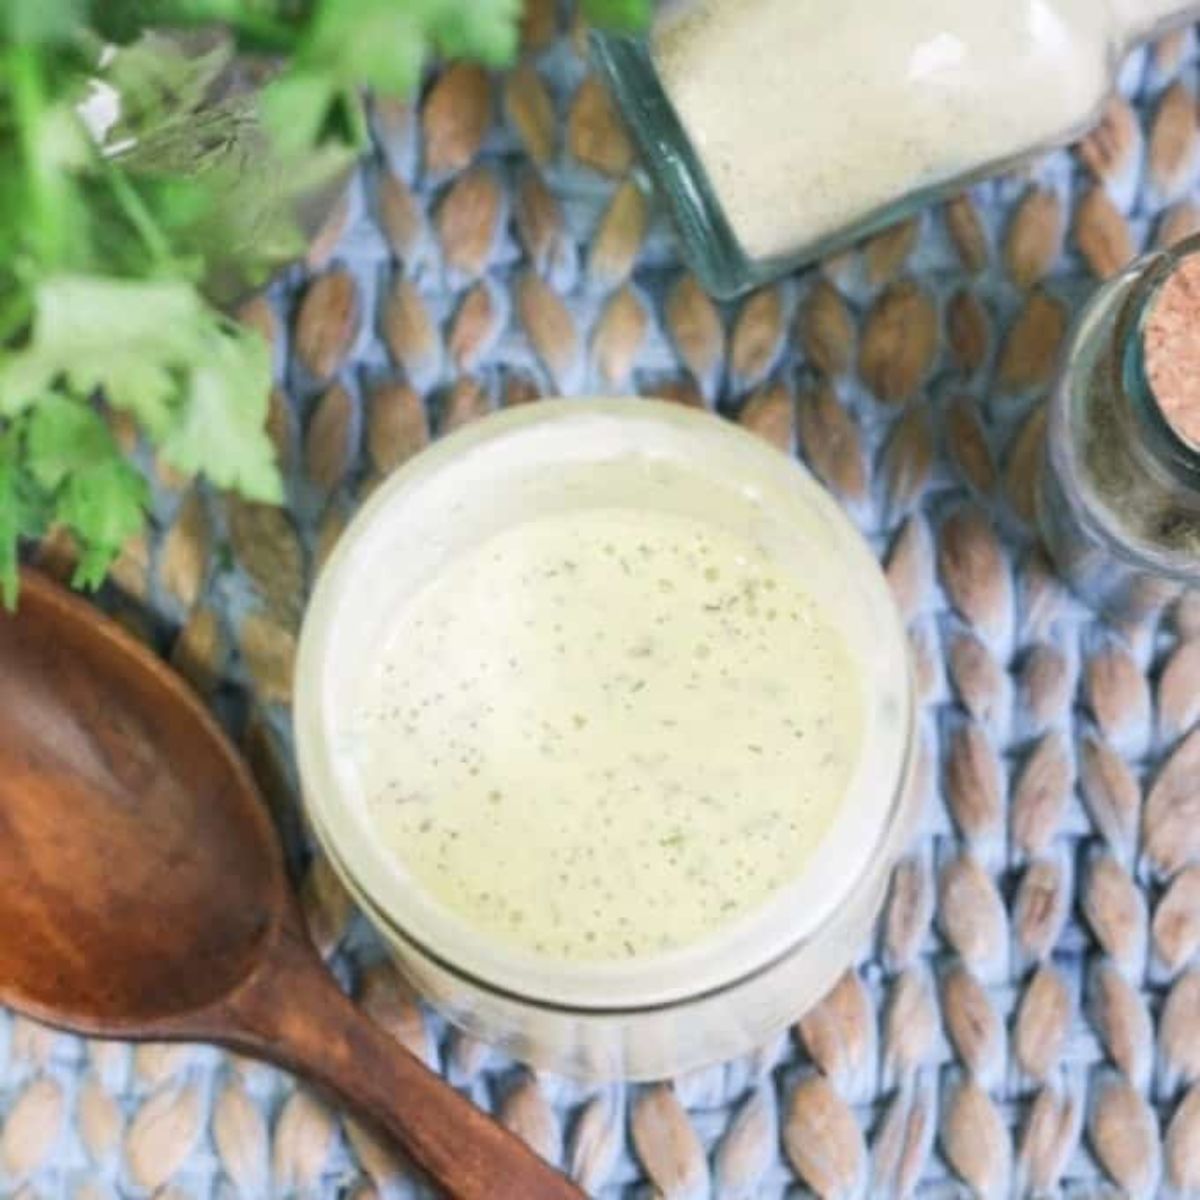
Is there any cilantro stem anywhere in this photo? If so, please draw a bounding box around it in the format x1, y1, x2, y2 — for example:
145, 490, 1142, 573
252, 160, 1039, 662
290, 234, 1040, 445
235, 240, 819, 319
6, 47, 68, 266
101, 158, 175, 272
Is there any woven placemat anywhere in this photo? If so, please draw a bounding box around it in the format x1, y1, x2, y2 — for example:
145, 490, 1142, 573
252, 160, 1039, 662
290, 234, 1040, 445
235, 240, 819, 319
4, 6, 1200, 1197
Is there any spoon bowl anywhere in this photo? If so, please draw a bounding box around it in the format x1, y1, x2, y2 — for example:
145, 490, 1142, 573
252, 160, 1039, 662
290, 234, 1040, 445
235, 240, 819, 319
0, 569, 580, 1200
0, 571, 283, 1029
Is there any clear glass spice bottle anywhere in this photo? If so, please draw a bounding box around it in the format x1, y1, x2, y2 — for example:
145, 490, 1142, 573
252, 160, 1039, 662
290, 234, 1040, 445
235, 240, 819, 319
1039, 233, 1200, 620
593, 0, 1200, 298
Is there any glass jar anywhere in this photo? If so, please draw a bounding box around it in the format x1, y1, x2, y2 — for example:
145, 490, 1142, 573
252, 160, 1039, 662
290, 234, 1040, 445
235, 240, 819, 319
593, 1, 1199, 298
1040, 235, 1200, 620
296, 400, 918, 1081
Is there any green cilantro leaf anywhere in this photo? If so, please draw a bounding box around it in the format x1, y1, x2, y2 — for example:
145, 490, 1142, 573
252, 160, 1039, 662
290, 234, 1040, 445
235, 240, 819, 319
582, 0, 652, 31
261, 0, 521, 156
25, 393, 114, 488
55, 454, 149, 590
0, 0, 87, 47
0, 430, 26, 607
430, 0, 521, 64
0, 395, 151, 601
0, 274, 279, 501
0, 276, 218, 433
11, 393, 150, 595
156, 320, 281, 501
258, 69, 347, 159
92, 2, 294, 51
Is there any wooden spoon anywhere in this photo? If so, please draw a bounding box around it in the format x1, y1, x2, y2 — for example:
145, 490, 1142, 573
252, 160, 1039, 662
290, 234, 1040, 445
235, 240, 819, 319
0, 569, 582, 1199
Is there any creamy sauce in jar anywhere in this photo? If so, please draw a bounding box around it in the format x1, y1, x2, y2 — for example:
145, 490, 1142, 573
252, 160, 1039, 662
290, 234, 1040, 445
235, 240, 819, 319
653, 0, 1113, 263
353, 507, 863, 962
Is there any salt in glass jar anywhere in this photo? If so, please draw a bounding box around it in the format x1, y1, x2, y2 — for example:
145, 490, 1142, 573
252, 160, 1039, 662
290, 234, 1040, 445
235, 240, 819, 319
593, 0, 1200, 297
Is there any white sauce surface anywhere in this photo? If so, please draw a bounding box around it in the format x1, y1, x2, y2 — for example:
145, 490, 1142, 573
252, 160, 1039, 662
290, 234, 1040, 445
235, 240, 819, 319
653, 0, 1114, 262
354, 507, 863, 962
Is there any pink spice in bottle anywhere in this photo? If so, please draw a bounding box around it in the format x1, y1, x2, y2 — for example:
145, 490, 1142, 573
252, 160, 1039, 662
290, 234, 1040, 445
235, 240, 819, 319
1144, 253, 1200, 450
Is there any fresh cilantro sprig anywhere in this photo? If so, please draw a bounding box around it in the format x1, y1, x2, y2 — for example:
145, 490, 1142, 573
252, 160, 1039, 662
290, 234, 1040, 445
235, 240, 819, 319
0, 2, 284, 604
0, 0, 647, 607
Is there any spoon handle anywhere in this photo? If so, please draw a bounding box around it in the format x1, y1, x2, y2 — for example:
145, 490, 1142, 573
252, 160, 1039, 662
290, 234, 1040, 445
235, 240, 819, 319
223, 925, 584, 1199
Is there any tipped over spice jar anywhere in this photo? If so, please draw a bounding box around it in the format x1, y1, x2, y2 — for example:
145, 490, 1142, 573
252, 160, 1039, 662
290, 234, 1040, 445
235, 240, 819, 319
594, 0, 1200, 296
1040, 233, 1200, 619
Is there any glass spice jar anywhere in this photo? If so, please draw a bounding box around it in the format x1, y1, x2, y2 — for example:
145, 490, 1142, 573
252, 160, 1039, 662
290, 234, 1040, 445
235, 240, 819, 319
1039, 233, 1200, 620
593, 0, 1200, 298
